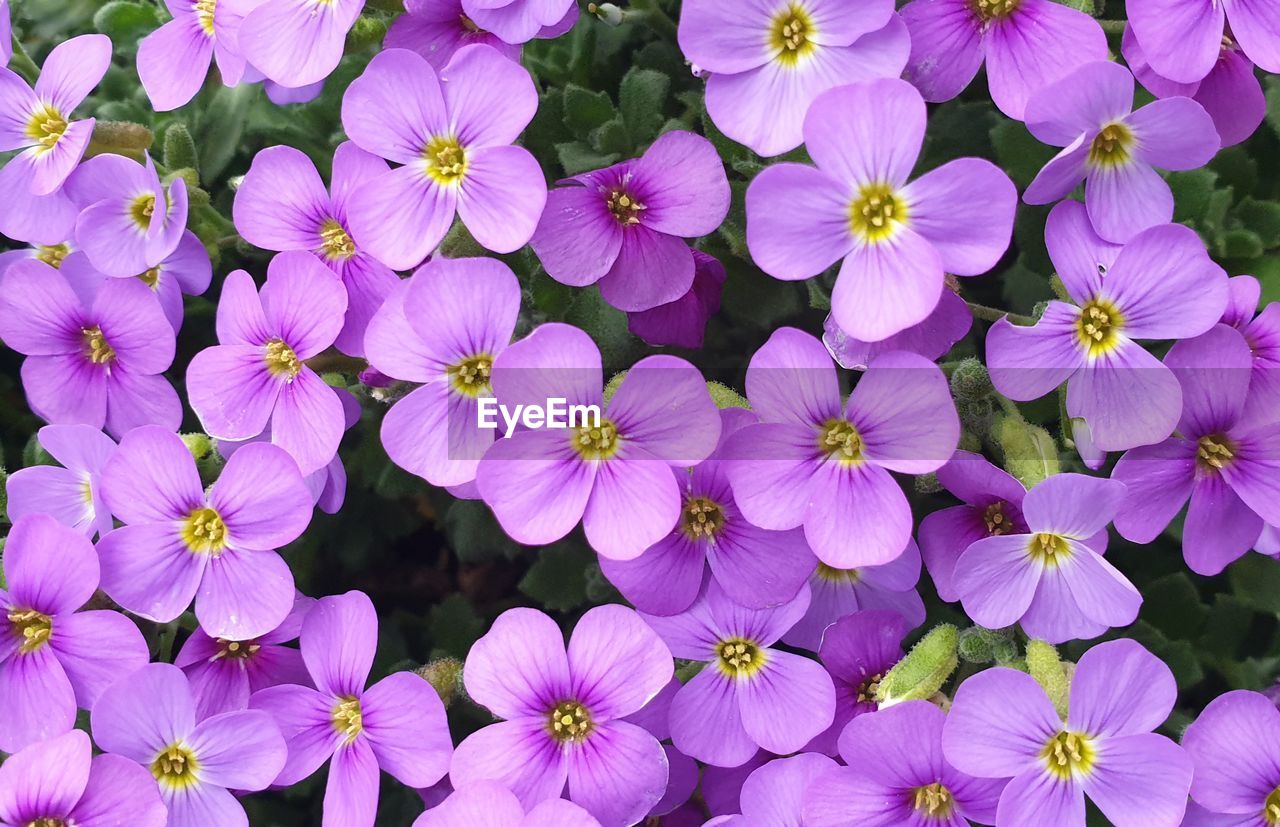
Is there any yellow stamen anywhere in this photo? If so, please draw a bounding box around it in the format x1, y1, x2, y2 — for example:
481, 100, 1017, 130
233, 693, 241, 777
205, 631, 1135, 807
129, 194, 157, 230
1041, 731, 1096, 779
424, 135, 467, 185
819, 419, 863, 464
81, 326, 116, 365
182, 506, 227, 554
1076, 298, 1124, 357
332, 696, 364, 743
607, 189, 647, 226
970, 0, 1019, 22
195, 0, 216, 34
984, 501, 1010, 535
212, 638, 262, 660
448, 354, 493, 397
912, 782, 955, 818
1196, 434, 1236, 472
35, 243, 71, 269
138, 266, 162, 290
8, 608, 53, 654
25, 104, 67, 152
1088, 122, 1134, 168
572, 418, 620, 461
151, 743, 201, 790
264, 338, 303, 379
816, 562, 861, 584
769, 3, 817, 66
1264, 786, 1280, 826
318, 218, 356, 261
716, 637, 766, 678
1028, 532, 1071, 567
856, 672, 883, 704
548, 700, 593, 743
681, 496, 726, 541
849, 183, 908, 244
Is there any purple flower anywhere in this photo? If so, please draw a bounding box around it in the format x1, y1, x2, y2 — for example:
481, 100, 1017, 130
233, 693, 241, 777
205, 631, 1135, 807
460, 0, 578, 45
1128, 0, 1280, 83
987, 200, 1227, 452
137, 0, 255, 111
746, 80, 1016, 341
385, 0, 522, 68
919, 450, 1029, 603
823, 288, 972, 371
0, 259, 182, 438
1023, 61, 1219, 243
901, 0, 1106, 120
955, 472, 1140, 644
943, 639, 1193, 826
702, 752, 771, 817
233, 142, 397, 355
531, 131, 728, 312
451, 605, 672, 826
187, 251, 348, 475
0, 730, 167, 827
251, 591, 453, 827
415, 781, 602, 827
92, 663, 287, 827
708, 753, 837, 827
641, 583, 835, 768
1122, 26, 1265, 149
175, 593, 315, 721
0, 0, 10, 65
626, 249, 726, 350
781, 541, 926, 652
239, 0, 363, 88
341, 45, 546, 268
1220, 274, 1280, 427
599, 408, 816, 616
5, 424, 116, 538
0, 35, 110, 245
1183, 690, 1280, 823
0, 515, 148, 753
723, 327, 958, 568
96, 426, 314, 639
476, 323, 721, 560
678, 0, 907, 156
366, 256, 520, 488
1112, 325, 1280, 576
808, 701, 1005, 827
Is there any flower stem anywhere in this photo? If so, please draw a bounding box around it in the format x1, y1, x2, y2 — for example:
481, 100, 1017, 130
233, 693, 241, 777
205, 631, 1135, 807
1098, 19, 1127, 34
8, 35, 38, 84
629, 0, 677, 40
966, 301, 1036, 326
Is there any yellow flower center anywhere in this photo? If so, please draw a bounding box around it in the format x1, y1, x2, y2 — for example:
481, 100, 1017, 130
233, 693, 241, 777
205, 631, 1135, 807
8, 608, 53, 654
1264, 786, 1280, 826
717, 637, 766, 678
1041, 731, 1096, 779
1196, 434, 1236, 473
607, 189, 646, 226
459, 13, 482, 33
25, 104, 67, 152
849, 183, 907, 244
35, 243, 71, 268
151, 743, 200, 790
129, 194, 157, 230
213, 638, 261, 660
816, 562, 861, 583
970, 0, 1019, 21
984, 501, 1011, 535
29, 819, 69, 827
1088, 122, 1134, 168
1028, 532, 1071, 567
425, 135, 467, 185
448, 354, 493, 397
195, 0, 216, 35
819, 419, 864, 464
548, 700, 593, 743
138, 266, 162, 290
332, 696, 364, 743
681, 496, 725, 541
912, 782, 955, 819
182, 506, 227, 554
264, 338, 303, 379
318, 218, 356, 261
572, 418, 620, 461
856, 672, 883, 704
81, 325, 116, 365
769, 3, 816, 66
1076, 299, 1124, 357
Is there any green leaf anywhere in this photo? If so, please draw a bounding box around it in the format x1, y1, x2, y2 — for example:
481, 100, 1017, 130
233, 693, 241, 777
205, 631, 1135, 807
555, 140, 619, 176
443, 499, 520, 564
427, 595, 485, 659
93, 0, 162, 42
196, 84, 257, 182
1142, 573, 1207, 640
990, 120, 1055, 190
562, 85, 615, 137
519, 543, 596, 612
1169, 168, 1219, 225
1228, 554, 1280, 615
589, 117, 632, 156
1234, 197, 1280, 246
1217, 228, 1265, 260
619, 67, 670, 145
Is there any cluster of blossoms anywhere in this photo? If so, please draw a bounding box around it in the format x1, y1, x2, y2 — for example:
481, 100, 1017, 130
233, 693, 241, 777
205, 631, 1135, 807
0, 0, 1278, 824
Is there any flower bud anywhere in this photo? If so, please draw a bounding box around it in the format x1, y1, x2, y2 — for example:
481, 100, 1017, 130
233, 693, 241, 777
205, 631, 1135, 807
416, 658, 465, 707
877, 624, 958, 706
162, 123, 198, 174
994, 413, 1059, 489
588, 3, 625, 25
1026, 640, 1070, 718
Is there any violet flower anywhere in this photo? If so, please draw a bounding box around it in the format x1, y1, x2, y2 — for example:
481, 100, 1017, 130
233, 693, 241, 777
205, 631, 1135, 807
96, 426, 314, 639
1128, 0, 1280, 83
385, 0, 522, 68
823, 289, 972, 371
239, 0, 364, 88
1182, 689, 1280, 823
0, 514, 149, 753
707, 753, 837, 827
747, 79, 1016, 341
1220, 274, 1280, 427
460, 0, 578, 45
137, 0, 255, 110
4, 424, 116, 538
415, 781, 601, 827
626, 249, 726, 350
450, 605, 672, 826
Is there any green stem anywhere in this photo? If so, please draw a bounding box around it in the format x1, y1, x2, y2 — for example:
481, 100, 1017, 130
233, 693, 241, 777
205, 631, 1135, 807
8, 35, 39, 84
966, 301, 1036, 326
629, 0, 677, 39
1098, 19, 1127, 34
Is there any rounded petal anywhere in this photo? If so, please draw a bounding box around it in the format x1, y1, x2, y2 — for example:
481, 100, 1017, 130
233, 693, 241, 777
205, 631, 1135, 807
568, 604, 673, 719
566, 720, 668, 827
187, 709, 288, 791
745, 163, 853, 281
1101, 222, 1227, 340
743, 326, 841, 427
137, 20, 213, 111
346, 166, 457, 271
1068, 639, 1176, 738
0, 649, 76, 753
475, 429, 596, 547
302, 590, 377, 697
1065, 341, 1182, 452
232, 145, 330, 252
95, 523, 206, 623
362, 671, 453, 787
90, 663, 195, 763
196, 548, 296, 641
210, 441, 313, 549
900, 0, 985, 103
954, 534, 1043, 630
441, 43, 537, 146
830, 228, 945, 342
985, 0, 1108, 121
901, 158, 1016, 276
1082, 734, 1192, 826
850, 350, 958, 474
1128, 0, 1224, 83
449, 719, 570, 809
942, 667, 1060, 778
669, 668, 758, 768
464, 607, 571, 720
1111, 440, 1196, 543
738, 650, 836, 755
803, 78, 925, 186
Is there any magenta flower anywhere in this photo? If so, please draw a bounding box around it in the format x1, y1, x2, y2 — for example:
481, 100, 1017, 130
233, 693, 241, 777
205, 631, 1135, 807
175, 593, 315, 721
747, 80, 1016, 340
599, 408, 816, 616
96, 426, 314, 639
708, 753, 837, 827
0, 515, 148, 753
1220, 274, 1280, 427
477, 323, 721, 560
723, 327, 958, 568
943, 639, 1193, 827
0, 730, 167, 827
1128, 0, 1280, 83
233, 142, 397, 355
137, 0, 255, 110
953, 473, 1140, 644
187, 251, 348, 474
5, 424, 116, 538
823, 288, 972, 371
987, 200, 1228, 452
1183, 690, 1280, 823
531, 130, 728, 312
641, 583, 835, 768
781, 544, 925, 653
0, 259, 182, 438
901, 0, 1106, 120
366, 256, 520, 488
92, 663, 287, 827
1112, 325, 1280, 576
65, 152, 190, 278
919, 450, 1029, 603
460, 0, 577, 45
251, 591, 453, 827
341, 45, 546, 268
239, 0, 363, 88
0, 35, 110, 245
451, 605, 672, 826
385, 0, 522, 68
415, 781, 601, 827
1023, 61, 1219, 243
626, 249, 726, 350
678, 0, 907, 156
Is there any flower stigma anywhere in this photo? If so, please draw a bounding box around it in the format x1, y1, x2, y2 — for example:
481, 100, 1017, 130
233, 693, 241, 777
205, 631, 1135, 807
81, 326, 116, 365
717, 637, 766, 678
984, 501, 1011, 535
182, 506, 228, 554
607, 189, 647, 226
912, 782, 955, 818
820, 419, 864, 464
332, 696, 364, 743
1028, 533, 1071, 566
264, 338, 303, 379
681, 496, 726, 540
769, 3, 817, 66
213, 638, 262, 661
25, 104, 67, 152
151, 743, 201, 789
849, 183, 907, 244
8, 608, 53, 654
1088, 123, 1134, 168
425, 135, 467, 185
1041, 731, 1096, 779
548, 700, 594, 743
